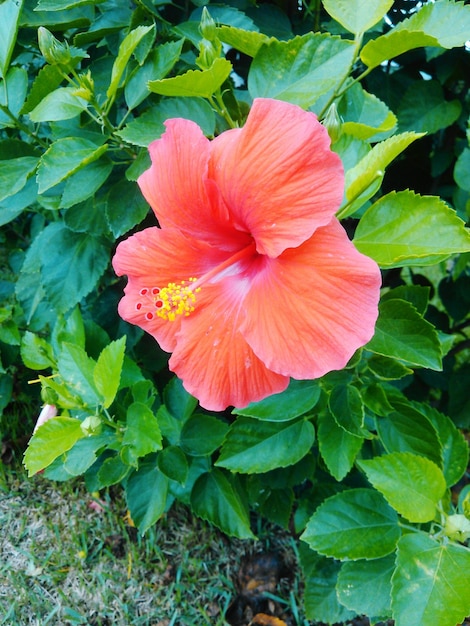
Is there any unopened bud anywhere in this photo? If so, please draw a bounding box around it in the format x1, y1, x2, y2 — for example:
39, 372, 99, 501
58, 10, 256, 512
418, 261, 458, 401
81, 415, 102, 436
199, 7, 217, 41
33, 404, 57, 433
444, 514, 470, 543
72, 71, 94, 101
322, 103, 342, 143
38, 27, 73, 65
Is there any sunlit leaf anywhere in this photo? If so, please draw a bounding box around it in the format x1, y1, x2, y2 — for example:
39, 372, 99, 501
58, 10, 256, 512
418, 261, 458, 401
148, 58, 232, 98
323, 0, 393, 35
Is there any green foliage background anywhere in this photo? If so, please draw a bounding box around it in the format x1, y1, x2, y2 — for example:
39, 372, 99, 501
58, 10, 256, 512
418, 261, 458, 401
1, 1, 470, 624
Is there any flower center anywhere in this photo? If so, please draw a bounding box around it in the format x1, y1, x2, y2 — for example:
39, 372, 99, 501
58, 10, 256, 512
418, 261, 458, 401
135, 242, 257, 323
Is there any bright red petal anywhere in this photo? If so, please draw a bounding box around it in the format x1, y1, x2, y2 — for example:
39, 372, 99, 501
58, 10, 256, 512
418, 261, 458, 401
241, 219, 381, 378
112, 227, 230, 352
209, 98, 344, 257
138, 118, 243, 251
168, 278, 289, 411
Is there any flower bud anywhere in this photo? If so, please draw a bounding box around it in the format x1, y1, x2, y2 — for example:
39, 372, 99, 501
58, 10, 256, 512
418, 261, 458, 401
33, 404, 57, 433
444, 513, 470, 543
72, 71, 94, 102
322, 103, 342, 143
199, 7, 217, 41
38, 27, 73, 65
81, 415, 102, 436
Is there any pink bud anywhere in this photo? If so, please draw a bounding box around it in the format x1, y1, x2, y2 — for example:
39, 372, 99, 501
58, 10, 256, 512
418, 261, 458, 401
33, 404, 57, 433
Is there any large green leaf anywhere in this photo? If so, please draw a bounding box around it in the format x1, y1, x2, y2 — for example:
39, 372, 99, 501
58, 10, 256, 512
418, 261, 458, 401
301, 488, 400, 560
338, 83, 397, 141
328, 384, 365, 437
392, 533, 470, 626
216, 417, 315, 474
23, 416, 85, 476
0, 67, 28, 128
0, 156, 38, 203
93, 337, 126, 408
105, 179, 149, 238
398, 80, 461, 134
148, 58, 232, 98
36, 137, 108, 194
337, 555, 395, 619
106, 25, 154, 101
29, 87, 88, 122
365, 299, 442, 371
58, 342, 101, 407
358, 452, 447, 523
361, 0, 470, 69
0, 0, 23, 79
60, 159, 113, 210
323, 0, 393, 35
180, 414, 229, 457
354, 190, 470, 267
122, 402, 162, 459
126, 462, 169, 534
317, 411, 364, 481
39, 223, 110, 314
248, 32, 355, 109
190, 469, 255, 539
341, 132, 422, 218
233, 379, 321, 422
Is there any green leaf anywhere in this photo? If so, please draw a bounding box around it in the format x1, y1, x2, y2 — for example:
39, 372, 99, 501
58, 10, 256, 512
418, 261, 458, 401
341, 132, 422, 218
0, 0, 23, 79
376, 408, 442, 467
216, 25, 270, 57
454, 147, 470, 192
93, 337, 126, 408
358, 452, 447, 523
398, 80, 461, 134
180, 414, 229, 456
355, 191, 470, 267
126, 462, 169, 534
23, 416, 85, 476
301, 488, 400, 560
29, 87, 88, 122
39, 224, 110, 314
106, 25, 154, 101
62, 431, 116, 476
361, 0, 470, 69
105, 179, 150, 238
392, 533, 470, 626
339, 83, 397, 141
317, 410, 364, 481
233, 379, 321, 421
191, 469, 255, 539
163, 376, 197, 422
328, 384, 365, 437
248, 33, 355, 110
124, 40, 183, 110
323, 0, 393, 35
58, 342, 101, 407
36, 137, 108, 194
117, 97, 216, 147
97, 455, 130, 487
0, 67, 28, 127
366, 354, 413, 380
300, 546, 356, 624
20, 331, 55, 370
0, 157, 38, 203
157, 446, 188, 484
60, 159, 113, 210
216, 417, 315, 474
365, 299, 442, 370
382, 284, 430, 316
409, 403, 469, 487
35, 0, 95, 10
337, 555, 394, 620
21, 64, 64, 114
122, 402, 162, 458
148, 58, 232, 98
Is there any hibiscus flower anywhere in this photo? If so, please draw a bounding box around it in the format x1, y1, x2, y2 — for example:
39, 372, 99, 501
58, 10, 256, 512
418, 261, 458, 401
113, 98, 381, 411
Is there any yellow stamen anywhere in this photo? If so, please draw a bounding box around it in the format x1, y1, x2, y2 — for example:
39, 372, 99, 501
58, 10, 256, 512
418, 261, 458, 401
156, 277, 201, 322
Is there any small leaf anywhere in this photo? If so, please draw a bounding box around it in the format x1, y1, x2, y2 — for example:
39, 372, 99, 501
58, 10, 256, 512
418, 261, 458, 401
191, 469, 255, 539
323, 0, 394, 35
106, 25, 154, 101
233, 379, 321, 421
0, 67, 28, 127
23, 417, 85, 476
163, 376, 197, 422
398, 80, 461, 134
97, 455, 130, 487
148, 58, 232, 98
157, 446, 188, 484
366, 299, 442, 371
358, 452, 447, 523
339, 83, 397, 140
29, 87, 88, 122
301, 488, 400, 560
361, 0, 470, 69
58, 342, 101, 407
341, 132, 422, 218
248, 32, 355, 110
122, 402, 162, 458
180, 414, 229, 456
337, 555, 395, 619
217, 25, 270, 57
20, 331, 55, 370
60, 159, 113, 210
216, 417, 315, 474
0, 0, 23, 79
317, 411, 364, 481
36, 137, 107, 194
354, 190, 470, 267
392, 533, 470, 626
328, 384, 365, 437
454, 147, 470, 192
105, 179, 150, 238
126, 462, 169, 534
93, 337, 126, 408
0, 157, 38, 203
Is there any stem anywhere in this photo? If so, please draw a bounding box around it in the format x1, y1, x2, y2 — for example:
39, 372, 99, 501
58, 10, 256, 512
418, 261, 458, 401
209, 90, 238, 129
0, 105, 49, 149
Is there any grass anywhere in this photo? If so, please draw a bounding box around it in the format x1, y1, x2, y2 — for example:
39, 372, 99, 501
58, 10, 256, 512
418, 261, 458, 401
0, 464, 305, 626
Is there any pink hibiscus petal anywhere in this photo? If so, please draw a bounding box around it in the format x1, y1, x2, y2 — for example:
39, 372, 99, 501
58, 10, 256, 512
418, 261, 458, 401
168, 278, 289, 411
209, 98, 344, 258
240, 218, 382, 379
138, 118, 244, 251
